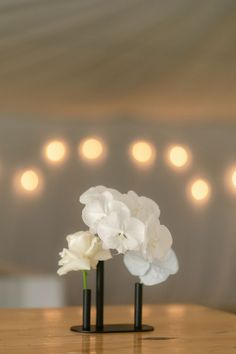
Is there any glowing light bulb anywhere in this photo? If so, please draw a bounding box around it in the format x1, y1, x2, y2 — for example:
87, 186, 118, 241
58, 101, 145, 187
232, 170, 236, 187
168, 145, 189, 168
20, 170, 39, 191
190, 179, 210, 202
224, 166, 236, 195
131, 141, 155, 164
79, 138, 104, 161
45, 140, 66, 163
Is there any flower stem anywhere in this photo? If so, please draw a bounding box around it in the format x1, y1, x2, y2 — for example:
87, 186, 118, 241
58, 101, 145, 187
82, 271, 88, 290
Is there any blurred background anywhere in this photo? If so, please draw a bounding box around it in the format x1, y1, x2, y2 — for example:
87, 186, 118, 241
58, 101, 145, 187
0, 0, 236, 311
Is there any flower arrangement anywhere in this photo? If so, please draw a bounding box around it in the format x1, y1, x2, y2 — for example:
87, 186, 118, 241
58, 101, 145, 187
57, 186, 178, 333
58, 185, 178, 286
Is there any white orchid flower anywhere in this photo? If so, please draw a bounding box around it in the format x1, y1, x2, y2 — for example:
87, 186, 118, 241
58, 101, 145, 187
97, 211, 145, 254
124, 248, 178, 286
81, 191, 130, 233
122, 191, 160, 223
57, 231, 112, 276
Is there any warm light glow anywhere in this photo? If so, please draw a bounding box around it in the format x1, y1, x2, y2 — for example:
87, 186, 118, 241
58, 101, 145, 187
166, 305, 187, 317
168, 145, 189, 168
190, 179, 210, 202
20, 170, 39, 191
45, 140, 66, 163
13, 168, 43, 196
232, 170, 236, 187
131, 141, 155, 164
42, 309, 64, 321
225, 166, 236, 194
79, 138, 104, 161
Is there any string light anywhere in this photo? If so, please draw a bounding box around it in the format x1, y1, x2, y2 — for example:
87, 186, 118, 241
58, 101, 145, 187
189, 178, 210, 203
13, 168, 43, 196
20, 170, 39, 192
79, 137, 105, 161
130, 140, 155, 166
166, 145, 190, 170
7, 136, 228, 207
224, 166, 236, 194
232, 171, 236, 186
44, 140, 67, 163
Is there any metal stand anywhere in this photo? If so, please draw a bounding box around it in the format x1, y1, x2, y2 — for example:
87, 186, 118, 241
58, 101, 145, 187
70, 261, 154, 334
82, 289, 91, 331
134, 283, 143, 330
96, 260, 104, 331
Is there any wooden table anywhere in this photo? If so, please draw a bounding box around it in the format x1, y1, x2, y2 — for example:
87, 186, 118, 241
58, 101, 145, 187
1, 304, 236, 354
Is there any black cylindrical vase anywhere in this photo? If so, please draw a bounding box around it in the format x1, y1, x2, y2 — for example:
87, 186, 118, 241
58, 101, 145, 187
96, 261, 104, 330
134, 283, 143, 330
82, 289, 91, 331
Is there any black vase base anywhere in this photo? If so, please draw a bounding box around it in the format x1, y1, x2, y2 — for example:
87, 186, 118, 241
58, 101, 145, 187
71, 324, 154, 333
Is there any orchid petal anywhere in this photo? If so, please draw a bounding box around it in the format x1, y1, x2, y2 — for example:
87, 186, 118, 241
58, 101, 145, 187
97, 212, 122, 240
123, 251, 150, 276
97, 213, 145, 253
121, 191, 160, 223
155, 225, 173, 259
79, 185, 107, 204
81, 195, 109, 231
154, 248, 179, 275
124, 217, 145, 244
80, 186, 123, 204
140, 264, 169, 285
138, 196, 160, 220
94, 248, 112, 261
140, 249, 179, 286
144, 216, 172, 261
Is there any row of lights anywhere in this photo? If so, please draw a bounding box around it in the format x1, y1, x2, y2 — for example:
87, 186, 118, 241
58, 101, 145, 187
9, 137, 236, 204
44, 139, 189, 167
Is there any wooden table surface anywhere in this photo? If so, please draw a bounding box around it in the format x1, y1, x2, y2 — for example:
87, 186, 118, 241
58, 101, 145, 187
1, 304, 236, 354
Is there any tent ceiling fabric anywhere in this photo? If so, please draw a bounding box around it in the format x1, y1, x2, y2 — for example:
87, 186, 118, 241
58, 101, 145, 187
0, 0, 236, 119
